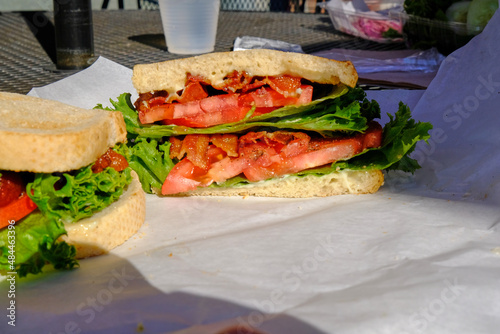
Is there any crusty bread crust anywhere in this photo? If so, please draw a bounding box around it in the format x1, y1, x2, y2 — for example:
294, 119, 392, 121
132, 49, 358, 100
170, 169, 384, 198
0, 92, 127, 173
60, 171, 146, 259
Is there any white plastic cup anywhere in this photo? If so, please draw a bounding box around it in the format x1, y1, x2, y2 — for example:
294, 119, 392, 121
158, 0, 220, 55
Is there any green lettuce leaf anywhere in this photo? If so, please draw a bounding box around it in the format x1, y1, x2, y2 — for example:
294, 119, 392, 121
0, 212, 78, 277
97, 92, 143, 139
1, 166, 133, 277
27, 167, 132, 224
115, 138, 174, 194
332, 102, 433, 172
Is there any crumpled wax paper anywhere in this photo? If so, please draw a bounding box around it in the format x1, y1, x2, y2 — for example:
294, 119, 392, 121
313, 48, 442, 89
233, 36, 304, 53
2, 11, 500, 334
233, 37, 440, 88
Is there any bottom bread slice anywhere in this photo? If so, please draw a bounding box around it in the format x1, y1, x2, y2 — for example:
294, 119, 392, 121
60, 171, 146, 259
175, 170, 384, 198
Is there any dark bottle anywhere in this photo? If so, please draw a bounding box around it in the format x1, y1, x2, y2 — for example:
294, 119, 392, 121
53, 0, 94, 70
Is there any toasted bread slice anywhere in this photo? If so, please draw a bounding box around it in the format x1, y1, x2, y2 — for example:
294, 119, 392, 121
132, 49, 358, 101
0, 92, 127, 173
170, 170, 384, 198
60, 171, 146, 258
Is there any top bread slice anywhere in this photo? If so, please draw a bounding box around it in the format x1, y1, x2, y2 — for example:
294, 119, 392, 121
0, 92, 127, 173
132, 49, 358, 101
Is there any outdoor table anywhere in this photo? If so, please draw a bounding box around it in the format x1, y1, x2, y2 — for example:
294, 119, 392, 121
0, 9, 405, 94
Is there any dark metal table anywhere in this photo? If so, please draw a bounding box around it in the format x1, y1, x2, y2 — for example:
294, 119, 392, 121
0, 10, 405, 94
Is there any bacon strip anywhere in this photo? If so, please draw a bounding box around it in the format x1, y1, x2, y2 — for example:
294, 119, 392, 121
210, 134, 239, 157
91, 149, 129, 173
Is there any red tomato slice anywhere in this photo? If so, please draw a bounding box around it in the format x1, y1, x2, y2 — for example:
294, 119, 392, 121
265, 75, 302, 97
244, 85, 313, 109
274, 133, 310, 158
172, 100, 205, 119
143, 100, 202, 126
241, 137, 362, 182
199, 94, 244, 122
0, 171, 24, 208
246, 87, 278, 108
139, 103, 175, 124
296, 85, 314, 105
161, 159, 203, 195
363, 121, 383, 148
1, 171, 37, 228
163, 94, 249, 128
205, 156, 249, 184
207, 139, 281, 183
0, 193, 37, 229
243, 124, 382, 181
161, 146, 229, 195
289, 138, 362, 170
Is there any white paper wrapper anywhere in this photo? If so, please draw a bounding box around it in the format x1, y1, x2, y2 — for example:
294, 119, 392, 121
233, 36, 304, 53
2, 12, 500, 334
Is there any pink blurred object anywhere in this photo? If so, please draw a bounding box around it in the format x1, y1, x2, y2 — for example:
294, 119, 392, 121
319, 0, 404, 43
352, 16, 402, 40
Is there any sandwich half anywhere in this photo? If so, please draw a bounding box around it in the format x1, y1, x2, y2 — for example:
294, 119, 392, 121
103, 50, 431, 197
0, 92, 146, 277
